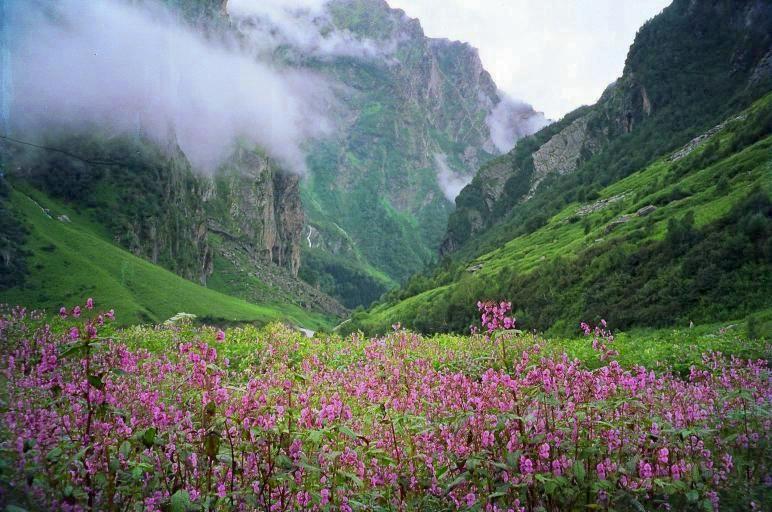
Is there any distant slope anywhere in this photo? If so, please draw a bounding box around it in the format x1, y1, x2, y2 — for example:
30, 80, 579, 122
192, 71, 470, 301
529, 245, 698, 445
349, 93, 772, 335
349, 0, 772, 335
1, 184, 335, 329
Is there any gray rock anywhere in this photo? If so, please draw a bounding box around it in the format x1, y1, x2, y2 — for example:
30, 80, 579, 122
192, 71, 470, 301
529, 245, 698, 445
636, 205, 657, 217
604, 215, 631, 234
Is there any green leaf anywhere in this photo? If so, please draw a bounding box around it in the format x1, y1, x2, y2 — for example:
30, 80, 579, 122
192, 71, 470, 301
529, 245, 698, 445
338, 425, 358, 440
341, 471, 363, 488
686, 490, 699, 503
142, 427, 157, 448
573, 460, 585, 483
119, 440, 132, 458
445, 472, 468, 491
307, 430, 324, 444
87, 374, 105, 390
170, 490, 192, 512
46, 447, 63, 463
276, 454, 293, 470
59, 343, 89, 359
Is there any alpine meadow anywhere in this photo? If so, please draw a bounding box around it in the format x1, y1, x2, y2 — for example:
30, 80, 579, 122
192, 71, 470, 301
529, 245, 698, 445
0, 1, 770, 511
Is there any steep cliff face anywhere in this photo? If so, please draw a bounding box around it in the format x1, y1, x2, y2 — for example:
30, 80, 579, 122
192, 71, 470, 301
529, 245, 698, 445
442, 0, 772, 256
205, 148, 303, 277
0, 131, 343, 314
2, 135, 215, 282
292, 0, 546, 304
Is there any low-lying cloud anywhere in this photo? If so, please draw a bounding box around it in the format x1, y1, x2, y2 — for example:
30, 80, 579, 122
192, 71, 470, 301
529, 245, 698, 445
4, 0, 334, 173
434, 153, 473, 202
228, 0, 399, 62
486, 94, 550, 153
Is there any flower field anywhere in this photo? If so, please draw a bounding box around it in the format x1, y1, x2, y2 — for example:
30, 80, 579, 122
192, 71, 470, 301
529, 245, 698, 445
0, 301, 769, 511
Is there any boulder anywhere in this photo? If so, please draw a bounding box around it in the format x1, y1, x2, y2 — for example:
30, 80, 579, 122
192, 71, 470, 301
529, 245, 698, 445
636, 205, 657, 217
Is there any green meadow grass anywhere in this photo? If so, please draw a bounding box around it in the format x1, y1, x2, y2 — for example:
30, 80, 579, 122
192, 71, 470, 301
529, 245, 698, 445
4, 187, 335, 330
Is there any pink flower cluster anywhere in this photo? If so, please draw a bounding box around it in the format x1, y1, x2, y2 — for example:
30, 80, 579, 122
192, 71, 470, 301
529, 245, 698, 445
478, 301, 515, 333
0, 302, 769, 511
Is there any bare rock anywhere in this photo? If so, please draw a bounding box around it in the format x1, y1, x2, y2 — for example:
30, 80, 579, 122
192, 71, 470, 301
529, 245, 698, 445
604, 215, 632, 234
636, 205, 657, 217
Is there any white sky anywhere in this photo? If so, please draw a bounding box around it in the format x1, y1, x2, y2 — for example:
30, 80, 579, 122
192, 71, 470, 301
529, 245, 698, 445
388, 0, 672, 120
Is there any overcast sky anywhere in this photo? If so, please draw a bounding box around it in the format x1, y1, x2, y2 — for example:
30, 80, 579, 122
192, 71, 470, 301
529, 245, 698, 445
388, 0, 671, 120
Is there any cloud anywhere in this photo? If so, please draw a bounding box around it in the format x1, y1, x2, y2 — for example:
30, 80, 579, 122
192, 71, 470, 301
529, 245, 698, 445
434, 153, 472, 202
227, 0, 399, 62
4, 0, 334, 174
486, 93, 550, 153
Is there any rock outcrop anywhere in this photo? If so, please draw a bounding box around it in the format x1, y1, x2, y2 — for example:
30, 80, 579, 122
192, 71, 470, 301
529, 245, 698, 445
206, 148, 303, 277
529, 114, 599, 197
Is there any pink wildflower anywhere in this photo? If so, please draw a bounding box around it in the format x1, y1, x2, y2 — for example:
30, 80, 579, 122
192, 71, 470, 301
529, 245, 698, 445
657, 447, 669, 465
539, 443, 550, 460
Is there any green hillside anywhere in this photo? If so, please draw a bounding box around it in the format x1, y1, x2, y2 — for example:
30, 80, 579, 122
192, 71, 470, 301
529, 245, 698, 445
1, 184, 335, 329
349, 93, 772, 335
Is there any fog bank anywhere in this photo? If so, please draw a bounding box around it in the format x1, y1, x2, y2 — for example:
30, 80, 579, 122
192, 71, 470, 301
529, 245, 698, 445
4, 0, 334, 173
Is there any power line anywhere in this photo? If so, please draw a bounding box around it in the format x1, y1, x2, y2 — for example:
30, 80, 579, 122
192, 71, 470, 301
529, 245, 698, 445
0, 134, 124, 167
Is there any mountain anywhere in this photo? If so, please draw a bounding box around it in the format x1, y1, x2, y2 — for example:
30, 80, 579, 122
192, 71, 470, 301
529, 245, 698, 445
281, 0, 547, 307
0, 0, 544, 317
349, 0, 772, 335
0, 0, 546, 317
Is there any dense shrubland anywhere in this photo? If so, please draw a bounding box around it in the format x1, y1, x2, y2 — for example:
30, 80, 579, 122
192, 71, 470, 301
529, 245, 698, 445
0, 300, 769, 511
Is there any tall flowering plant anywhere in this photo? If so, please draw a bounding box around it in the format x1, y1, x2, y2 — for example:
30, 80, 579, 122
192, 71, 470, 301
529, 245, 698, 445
0, 301, 769, 511
478, 301, 517, 370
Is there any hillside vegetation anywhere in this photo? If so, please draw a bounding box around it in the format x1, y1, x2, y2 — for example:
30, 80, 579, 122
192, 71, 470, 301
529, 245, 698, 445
350, 93, 772, 335
0, 184, 335, 329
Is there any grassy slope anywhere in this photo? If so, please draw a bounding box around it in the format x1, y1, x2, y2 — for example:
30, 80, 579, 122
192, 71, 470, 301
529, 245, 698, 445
356, 95, 772, 334
3, 186, 335, 330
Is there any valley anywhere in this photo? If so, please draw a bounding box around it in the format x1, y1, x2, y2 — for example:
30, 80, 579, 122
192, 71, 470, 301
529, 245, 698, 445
0, 1, 770, 509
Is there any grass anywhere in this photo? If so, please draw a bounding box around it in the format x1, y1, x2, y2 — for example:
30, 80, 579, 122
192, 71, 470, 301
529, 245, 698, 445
3, 186, 335, 330
112, 316, 770, 380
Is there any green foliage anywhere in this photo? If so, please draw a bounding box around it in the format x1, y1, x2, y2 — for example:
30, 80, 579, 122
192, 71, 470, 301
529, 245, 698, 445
299, 246, 391, 308
356, 94, 772, 335
0, 176, 29, 289
445, 0, 771, 258
19, 134, 209, 281
0, 186, 334, 329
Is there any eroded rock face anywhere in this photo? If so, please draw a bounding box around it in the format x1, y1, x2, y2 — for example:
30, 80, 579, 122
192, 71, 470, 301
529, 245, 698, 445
205, 148, 303, 277
529, 115, 594, 197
